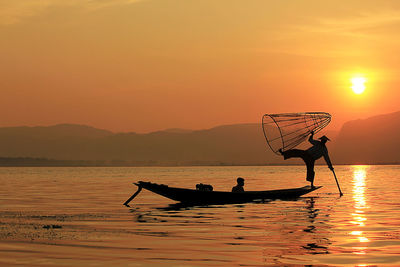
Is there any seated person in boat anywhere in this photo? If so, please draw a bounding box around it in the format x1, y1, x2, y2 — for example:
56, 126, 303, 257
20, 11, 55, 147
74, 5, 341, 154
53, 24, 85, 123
232, 177, 245, 192
196, 183, 213, 191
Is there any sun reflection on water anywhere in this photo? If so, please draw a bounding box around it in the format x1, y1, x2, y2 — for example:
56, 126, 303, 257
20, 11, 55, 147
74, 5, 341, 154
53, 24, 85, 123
350, 166, 370, 254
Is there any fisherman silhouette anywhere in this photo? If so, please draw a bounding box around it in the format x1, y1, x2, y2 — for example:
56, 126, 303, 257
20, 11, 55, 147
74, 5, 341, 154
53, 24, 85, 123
232, 177, 245, 192
279, 131, 333, 187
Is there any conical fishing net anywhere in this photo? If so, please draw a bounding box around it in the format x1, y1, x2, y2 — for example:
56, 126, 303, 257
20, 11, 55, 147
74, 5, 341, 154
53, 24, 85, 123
262, 112, 331, 155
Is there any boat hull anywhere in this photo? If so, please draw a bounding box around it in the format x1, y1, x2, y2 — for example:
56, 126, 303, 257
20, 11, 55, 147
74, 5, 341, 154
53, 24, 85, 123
135, 181, 321, 205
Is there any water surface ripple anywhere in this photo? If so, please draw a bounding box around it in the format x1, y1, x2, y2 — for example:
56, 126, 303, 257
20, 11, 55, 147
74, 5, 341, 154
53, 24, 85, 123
1, 166, 400, 266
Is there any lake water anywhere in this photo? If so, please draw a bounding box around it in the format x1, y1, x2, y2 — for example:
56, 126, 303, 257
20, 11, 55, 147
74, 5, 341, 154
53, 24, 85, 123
0, 165, 400, 266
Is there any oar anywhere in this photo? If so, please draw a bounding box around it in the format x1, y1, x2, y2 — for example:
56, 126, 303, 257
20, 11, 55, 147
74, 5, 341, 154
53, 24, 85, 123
123, 185, 142, 206
331, 169, 343, 196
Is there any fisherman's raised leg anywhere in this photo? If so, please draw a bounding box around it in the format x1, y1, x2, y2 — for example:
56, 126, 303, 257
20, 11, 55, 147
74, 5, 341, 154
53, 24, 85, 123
279, 149, 307, 160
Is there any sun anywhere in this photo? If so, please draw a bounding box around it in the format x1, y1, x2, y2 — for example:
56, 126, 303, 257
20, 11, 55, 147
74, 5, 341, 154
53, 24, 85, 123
351, 76, 366, 94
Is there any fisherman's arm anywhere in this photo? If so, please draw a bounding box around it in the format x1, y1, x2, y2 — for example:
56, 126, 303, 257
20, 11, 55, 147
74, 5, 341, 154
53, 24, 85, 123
308, 131, 318, 145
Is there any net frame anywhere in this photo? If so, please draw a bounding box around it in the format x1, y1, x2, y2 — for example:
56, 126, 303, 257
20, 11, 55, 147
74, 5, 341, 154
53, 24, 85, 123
262, 112, 331, 155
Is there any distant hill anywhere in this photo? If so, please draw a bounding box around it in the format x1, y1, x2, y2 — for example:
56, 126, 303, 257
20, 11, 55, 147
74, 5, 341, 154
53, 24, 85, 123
0, 123, 275, 164
162, 128, 193, 134
0, 111, 399, 165
92, 123, 278, 165
331, 111, 400, 164
0, 124, 112, 160
0, 124, 112, 138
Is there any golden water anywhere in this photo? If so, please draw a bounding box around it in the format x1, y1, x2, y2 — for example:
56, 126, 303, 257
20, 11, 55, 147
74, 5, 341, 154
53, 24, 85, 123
0, 166, 399, 266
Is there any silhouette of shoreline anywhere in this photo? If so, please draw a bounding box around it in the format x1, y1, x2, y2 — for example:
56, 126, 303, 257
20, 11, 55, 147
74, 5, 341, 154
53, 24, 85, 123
1, 157, 399, 167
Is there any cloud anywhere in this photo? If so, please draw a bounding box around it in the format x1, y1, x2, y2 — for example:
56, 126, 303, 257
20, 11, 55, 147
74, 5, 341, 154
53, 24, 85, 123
0, 0, 142, 25
261, 10, 400, 58
295, 10, 400, 38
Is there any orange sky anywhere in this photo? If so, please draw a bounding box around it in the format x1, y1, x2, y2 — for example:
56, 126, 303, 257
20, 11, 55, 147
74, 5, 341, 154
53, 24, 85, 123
1, 0, 400, 132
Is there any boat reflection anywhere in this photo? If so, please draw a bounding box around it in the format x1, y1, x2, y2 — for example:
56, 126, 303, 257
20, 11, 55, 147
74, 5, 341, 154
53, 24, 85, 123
350, 166, 370, 253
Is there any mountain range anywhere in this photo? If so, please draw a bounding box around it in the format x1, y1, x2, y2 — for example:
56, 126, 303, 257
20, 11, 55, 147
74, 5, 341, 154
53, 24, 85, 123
0, 111, 399, 166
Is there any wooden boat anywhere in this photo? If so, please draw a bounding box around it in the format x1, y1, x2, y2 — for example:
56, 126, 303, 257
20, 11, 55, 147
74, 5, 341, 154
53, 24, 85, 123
124, 181, 322, 206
